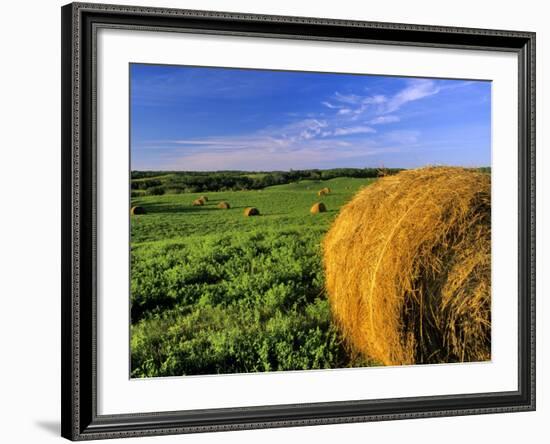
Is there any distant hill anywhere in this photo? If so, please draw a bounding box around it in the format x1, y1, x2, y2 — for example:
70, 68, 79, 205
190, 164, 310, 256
130, 168, 404, 196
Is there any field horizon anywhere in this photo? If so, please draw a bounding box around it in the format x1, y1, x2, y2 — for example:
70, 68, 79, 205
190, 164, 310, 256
130, 167, 490, 197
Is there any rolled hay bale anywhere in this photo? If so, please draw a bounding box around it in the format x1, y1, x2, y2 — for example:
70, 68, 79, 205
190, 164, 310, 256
192, 199, 204, 206
323, 167, 491, 366
200, 195, 209, 202
310, 202, 327, 214
130, 206, 146, 215
244, 207, 260, 216
318, 187, 331, 197
217, 201, 231, 209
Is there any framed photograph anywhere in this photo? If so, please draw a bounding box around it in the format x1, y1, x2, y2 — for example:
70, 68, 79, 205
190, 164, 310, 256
61, 2, 536, 440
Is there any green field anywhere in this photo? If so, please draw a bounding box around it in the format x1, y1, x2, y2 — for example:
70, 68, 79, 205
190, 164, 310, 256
130, 176, 377, 377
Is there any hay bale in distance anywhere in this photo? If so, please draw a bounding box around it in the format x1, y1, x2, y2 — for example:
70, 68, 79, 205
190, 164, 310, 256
318, 187, 331, 196
217, 201, 231, 209
192, 199, 204, 206
323, 167, 491, 366
200, 195, 209, 202
130, 206, 146, 215
310, 202, 327, 214
244, 207, 259, 216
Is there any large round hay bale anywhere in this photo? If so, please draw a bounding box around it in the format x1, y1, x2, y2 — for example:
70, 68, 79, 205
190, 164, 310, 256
323, 167, 491, 366
310, 202, 327, 214
192, 199, 204, 206
200, 195, 209, 202
318, 187, 331, 197
244, 207, 259, 216
217, 201, 231, 209
130, 206, 146, 215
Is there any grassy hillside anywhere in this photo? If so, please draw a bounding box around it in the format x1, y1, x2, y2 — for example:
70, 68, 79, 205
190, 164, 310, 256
130, 168, 399, 196
130, 177, 377, 377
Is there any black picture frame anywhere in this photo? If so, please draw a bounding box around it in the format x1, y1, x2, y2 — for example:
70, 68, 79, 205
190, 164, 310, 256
61, 2, 536, 440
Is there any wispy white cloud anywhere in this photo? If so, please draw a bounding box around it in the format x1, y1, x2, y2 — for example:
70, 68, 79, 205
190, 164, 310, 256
329, 80, 440, 120
321, 101, 342, 109
144, 119, 333, 156
168, 136, 288, 152
162, 147, 358, 171
369, 115, 400, 125
384, 79, 440, 113
334, 92, 362, 104
274, 118, 328, 142
333, 93, 386, 106
135, 126, 428, 171
331, 93, 387, 120
331, 126, 376, 136
364, 95, 387, 105
141, 138, 407, 171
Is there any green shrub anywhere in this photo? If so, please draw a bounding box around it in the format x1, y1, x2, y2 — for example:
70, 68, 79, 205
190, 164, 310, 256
147, 186, 165, 196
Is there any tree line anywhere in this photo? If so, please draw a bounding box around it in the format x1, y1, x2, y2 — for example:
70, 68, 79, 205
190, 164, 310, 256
130, 168, 403, 195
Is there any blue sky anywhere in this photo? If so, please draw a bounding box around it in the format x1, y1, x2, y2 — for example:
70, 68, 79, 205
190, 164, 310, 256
130, 64, 491, 171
